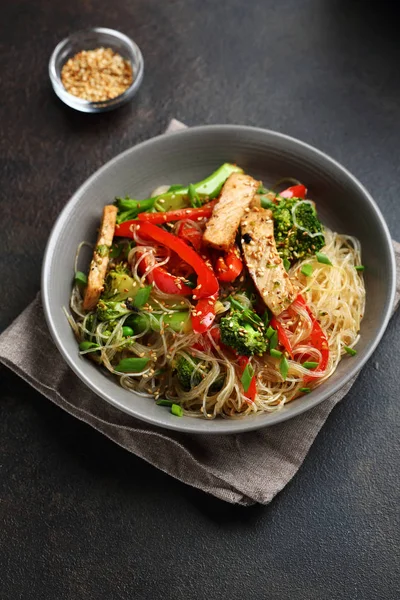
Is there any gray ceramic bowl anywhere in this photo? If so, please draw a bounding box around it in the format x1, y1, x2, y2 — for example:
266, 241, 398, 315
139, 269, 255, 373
42, 125, 396, 434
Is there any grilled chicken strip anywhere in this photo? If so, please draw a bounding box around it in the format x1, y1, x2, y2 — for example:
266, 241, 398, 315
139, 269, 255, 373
203, 173, 259, 252
83, 205, 118, 311
240, 207, 297, 315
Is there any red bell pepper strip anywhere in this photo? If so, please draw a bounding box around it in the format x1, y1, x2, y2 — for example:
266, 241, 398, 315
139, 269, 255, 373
279, 184, 307, 199
295, 295, 329, 379
114, 220, 141, 238
137, 222, 219, 299
137, 252, 193, 296
210, 327, 221, 345
191, 325, 221, 351
175, 222, 202, 252
137, 201, 217, 225
215, 246, 243, 282
191, 296, 217, 334
237, 356, 257, 403
270, 317, 294, 358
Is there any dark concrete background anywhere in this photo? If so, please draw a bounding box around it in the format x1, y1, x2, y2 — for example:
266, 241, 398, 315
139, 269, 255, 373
1, 1, 399, 598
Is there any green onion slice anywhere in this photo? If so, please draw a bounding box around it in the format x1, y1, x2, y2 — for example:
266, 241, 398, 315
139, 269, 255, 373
269, 330, 278, 350
270, 348, 282, 358
302, 361, 319, 369
241, 363, 255, 392
280, 355, 289, 381
114, 357, 149, 373
301, 264, 313, 277
315, 252, 332, 266
156, 399, 174, 407
344, 346, 357, 356
79, 341, 99, 352
299, 387, 311, 393
171, 403, 184, 417
75, 271, 87, 286
266, 326, 276, 339
260, 197, 275, 209
355, 265, 365, 272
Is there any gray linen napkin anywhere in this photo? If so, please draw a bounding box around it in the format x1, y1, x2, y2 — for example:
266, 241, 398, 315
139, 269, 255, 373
1, 121, 399, 506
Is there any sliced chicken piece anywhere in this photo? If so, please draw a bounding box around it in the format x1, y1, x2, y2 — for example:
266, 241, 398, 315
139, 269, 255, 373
83, 205, 118, 311
203, 173, 259, 252
240, 207, 297, 316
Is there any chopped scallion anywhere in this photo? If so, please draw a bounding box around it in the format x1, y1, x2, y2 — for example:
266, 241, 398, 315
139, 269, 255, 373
355, 265, 365, 272
171, 403, 184, 417
302, 361, 319, 369
280, 355, 289, 381
75, 271, 87, 286
301, 264, 313, 277
156, 399, 174, 407
269, 330, 278, 350
241, 363, 255, 392
114, 357, 149, 373
79, 341, 99, 352
260, 197, 275, 209
344, 346, 357, 356
299, 387, 311, 393
266, 326, 276, 339
270, 348, 282, 359
315, 252, 332, 266
229, 296, 245, 311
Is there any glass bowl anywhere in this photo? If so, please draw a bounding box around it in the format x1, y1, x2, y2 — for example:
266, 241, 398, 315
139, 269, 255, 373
49, 27, 144, 113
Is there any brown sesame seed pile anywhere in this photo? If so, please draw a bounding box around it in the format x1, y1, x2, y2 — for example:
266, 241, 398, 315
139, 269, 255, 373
61, 47, 133, 102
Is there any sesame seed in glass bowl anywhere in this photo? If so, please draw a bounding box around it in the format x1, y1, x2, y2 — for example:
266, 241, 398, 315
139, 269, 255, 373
49, 27, 144, 113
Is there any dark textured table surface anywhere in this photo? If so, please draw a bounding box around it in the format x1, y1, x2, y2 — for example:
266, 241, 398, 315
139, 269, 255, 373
1, 1, 400, 598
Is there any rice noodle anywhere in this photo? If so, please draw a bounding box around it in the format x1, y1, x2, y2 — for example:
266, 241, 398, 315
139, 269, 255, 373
68, 227, 365, 419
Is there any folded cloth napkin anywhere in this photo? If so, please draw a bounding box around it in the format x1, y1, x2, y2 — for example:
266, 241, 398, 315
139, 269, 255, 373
1, 120, 399, 506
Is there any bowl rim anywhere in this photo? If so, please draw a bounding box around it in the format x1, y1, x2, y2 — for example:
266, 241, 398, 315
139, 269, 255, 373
41, 124, 397, 434
48, 26, 144, 110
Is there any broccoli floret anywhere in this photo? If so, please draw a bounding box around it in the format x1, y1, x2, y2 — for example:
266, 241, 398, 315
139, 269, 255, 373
270, 198, 325, 263
174, 355, 205, 390
220, 308, 268, 356
96, 300, 132, 322
173, 355, 225, 392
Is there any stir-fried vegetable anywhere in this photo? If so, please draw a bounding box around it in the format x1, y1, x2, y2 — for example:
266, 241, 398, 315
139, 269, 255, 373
261, 196, 325, 264
215, 246, 243, 282
220, 307, 268, 357
114, 163, 243, 222
137, 221, 219, 299
71, 164, 363, 420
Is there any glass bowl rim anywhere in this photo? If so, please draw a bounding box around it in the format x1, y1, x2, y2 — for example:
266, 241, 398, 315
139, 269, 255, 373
48, 26, 144, 108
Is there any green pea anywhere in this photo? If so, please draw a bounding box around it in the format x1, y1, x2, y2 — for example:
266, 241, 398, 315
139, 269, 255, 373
122, 326, 134, 337
79, 341, 100, 352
